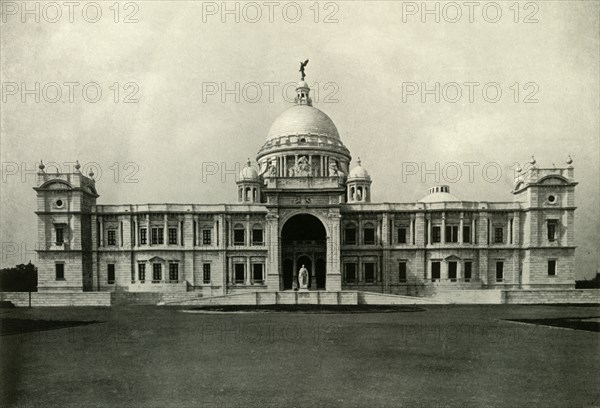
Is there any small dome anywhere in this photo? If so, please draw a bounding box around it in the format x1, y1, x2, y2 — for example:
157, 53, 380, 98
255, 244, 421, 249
297, 80, 309, 89
239, 159, 259, 181
348, 158, 370, 180
419, 185, 461, 203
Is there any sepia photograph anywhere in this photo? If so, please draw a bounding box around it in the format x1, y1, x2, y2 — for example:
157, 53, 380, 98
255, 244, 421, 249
1, 1, 599, 407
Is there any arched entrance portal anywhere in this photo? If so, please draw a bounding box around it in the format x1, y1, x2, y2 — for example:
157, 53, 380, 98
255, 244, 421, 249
281, 214, 327, 290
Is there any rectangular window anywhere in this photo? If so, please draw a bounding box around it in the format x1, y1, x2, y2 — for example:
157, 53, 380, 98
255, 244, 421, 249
252, 264, 264, 282
252, 229, 264, 245
107, 230, 116, 246
168, 228, 178, 245
364, 263, 376, 283
153, 263, 162, 282
397, 227, 407, 244
363, 228, 375, 245
445, 226, 458, 243
494, 227, 503, 244
345, 263, 357, 283
55, 226, 64, 245
234, 229, 245, 246
234, 264, 245, 283
432, 226, 441, 243
203, 264, 211, 283
398, 262, 407, 282
547, 221, 557, 242
431, 261, 441, 281
448, 261, 457, 281
462, 226, 471, 243
202, 229, 212, 245
345, 227, 356, 245
138, 263, 146, 281
464, 261, 472, 281
548, 260, 557, 276
496, 261, 504, 282
169, 263, 179, 281
151, 228, 164, 244
55, 263, 64, 280
107, 264, 115, 284
140, 228, 147, 245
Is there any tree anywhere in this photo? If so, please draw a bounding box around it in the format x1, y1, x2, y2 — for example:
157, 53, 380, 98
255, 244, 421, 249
0, 262, 37, 292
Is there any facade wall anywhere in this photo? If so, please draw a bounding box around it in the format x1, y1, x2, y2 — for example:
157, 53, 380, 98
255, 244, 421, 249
34, 165, 578, 296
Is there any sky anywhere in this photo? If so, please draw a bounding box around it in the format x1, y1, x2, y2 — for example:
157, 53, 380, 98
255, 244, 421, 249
1, 0, 598, 278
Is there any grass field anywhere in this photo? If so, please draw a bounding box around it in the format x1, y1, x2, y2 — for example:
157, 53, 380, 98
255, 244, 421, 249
1, 304, 599, 408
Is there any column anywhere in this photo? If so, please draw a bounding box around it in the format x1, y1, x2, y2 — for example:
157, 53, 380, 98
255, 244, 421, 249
441, 212, 446, 244
471, 218, 476, 244
163, 214, 168, 245
265, 212, 280, 290
246, 257, 251, 285
382, 213, 390, 246
213, 217, 218, 247
358, 214, 363, 246
99, 217, 104, 247
459, 213, 464, 244
147, 215, 151, 247
326, 211, 342, 291
427, 215, 432, 245
245, 216, 250, 246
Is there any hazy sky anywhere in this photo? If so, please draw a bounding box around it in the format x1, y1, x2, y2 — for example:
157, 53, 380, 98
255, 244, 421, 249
1, 1, 598, 277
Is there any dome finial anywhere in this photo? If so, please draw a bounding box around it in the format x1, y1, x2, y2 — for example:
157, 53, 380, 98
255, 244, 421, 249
299, 59, 309, 81
530, 155, 536, 166
38, 160, 45, 172
75, 160, 81, 171
88, 169, 95, 179
246, 158, 252, 167
566, 155, 573, 165
357, 157, 362, 166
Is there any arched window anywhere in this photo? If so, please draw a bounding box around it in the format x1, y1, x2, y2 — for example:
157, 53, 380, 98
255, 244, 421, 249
357, 187, 363, 201
233, 223, 245, 246
350, 186, 355, 201
364, 187, 369, 201
252, 224, 264, 245
363, 222, 376, 245
245, 187, 251, 202
238, 188, 243, 202
344, 223, 357, 245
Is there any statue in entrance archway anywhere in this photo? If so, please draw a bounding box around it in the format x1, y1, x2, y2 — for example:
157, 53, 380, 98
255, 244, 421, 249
298, 265, 309, 289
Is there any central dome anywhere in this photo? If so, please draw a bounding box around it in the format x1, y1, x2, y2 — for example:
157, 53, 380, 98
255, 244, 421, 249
266, 104, 340, 141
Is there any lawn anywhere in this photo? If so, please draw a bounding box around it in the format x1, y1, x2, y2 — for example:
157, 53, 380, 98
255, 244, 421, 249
1, 305, 599, 408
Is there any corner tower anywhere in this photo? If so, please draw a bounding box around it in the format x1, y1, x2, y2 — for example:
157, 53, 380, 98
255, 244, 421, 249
34, 161, 99, 292
512, 156, 577, 288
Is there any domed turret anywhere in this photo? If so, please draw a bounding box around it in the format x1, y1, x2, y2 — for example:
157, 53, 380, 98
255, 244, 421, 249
347, 158, 372, 203
348, 158, 371, 181
236, 159, 261, 203
239, 159, 259, 181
